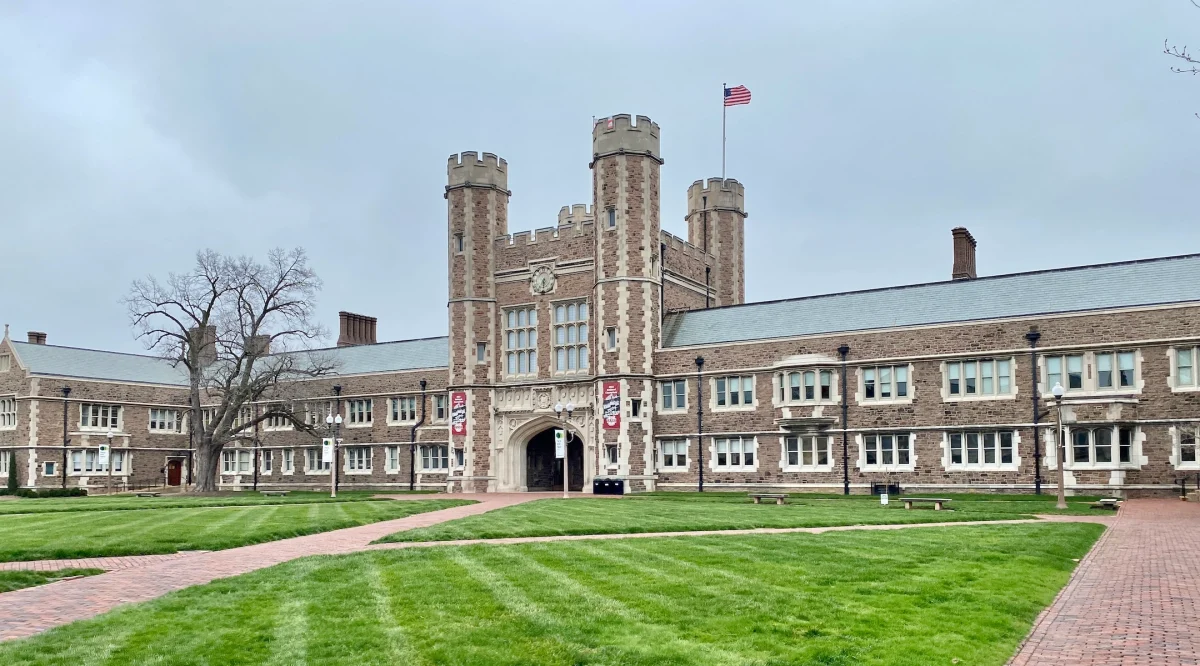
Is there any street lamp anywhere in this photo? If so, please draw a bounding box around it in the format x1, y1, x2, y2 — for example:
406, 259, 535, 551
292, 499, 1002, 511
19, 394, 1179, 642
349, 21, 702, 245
106, 430, 114, 496
1051, 382, 1068, 510
324, 412, 342, 498
553, 402, 574, 498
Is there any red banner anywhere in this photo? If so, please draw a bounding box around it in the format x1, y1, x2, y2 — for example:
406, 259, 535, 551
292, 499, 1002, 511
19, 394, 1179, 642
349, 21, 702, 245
602, 381, 621, 430
450, 391, 468, 436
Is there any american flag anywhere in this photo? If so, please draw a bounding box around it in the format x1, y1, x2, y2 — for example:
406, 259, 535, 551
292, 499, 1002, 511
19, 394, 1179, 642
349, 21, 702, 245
724, 85, 751, 106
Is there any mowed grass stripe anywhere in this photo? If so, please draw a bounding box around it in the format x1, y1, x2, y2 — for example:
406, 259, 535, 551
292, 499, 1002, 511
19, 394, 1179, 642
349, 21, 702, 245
0, 499, 472, 562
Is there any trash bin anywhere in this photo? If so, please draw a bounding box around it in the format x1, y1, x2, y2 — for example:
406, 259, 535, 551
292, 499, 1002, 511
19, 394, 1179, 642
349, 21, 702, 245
592, 478, 625, 495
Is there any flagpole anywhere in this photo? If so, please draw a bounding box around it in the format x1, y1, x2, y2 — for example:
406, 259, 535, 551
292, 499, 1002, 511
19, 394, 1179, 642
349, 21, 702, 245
721, 82, 727, 179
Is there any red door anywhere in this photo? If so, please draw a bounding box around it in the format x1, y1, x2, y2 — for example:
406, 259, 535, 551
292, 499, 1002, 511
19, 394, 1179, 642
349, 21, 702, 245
166, 460, 182, 486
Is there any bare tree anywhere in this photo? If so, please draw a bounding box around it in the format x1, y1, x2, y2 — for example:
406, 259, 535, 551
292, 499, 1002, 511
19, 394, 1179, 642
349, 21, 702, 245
127, 248, 335, 492
1165, 0, 1200, 118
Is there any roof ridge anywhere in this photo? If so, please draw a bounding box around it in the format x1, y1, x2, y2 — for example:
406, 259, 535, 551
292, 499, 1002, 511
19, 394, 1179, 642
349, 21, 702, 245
298, 335, 449, 354
11, 340, 175, 362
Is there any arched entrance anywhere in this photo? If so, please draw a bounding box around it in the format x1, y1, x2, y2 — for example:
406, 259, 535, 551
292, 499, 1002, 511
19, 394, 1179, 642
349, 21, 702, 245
525, 428, 584, 491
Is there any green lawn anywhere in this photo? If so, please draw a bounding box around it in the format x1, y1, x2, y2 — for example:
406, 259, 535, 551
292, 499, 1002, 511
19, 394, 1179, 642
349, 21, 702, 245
379, 493, 1108, 543
0, 569, 105, 594
0, 491, 431, 515
0, 499, 472, 562
0, 523, 1104, 665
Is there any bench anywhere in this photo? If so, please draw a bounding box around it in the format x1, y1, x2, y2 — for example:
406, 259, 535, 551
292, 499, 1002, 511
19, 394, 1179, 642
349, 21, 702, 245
1090, 498, 1121, 510
899, 497, 952, 511
749, 493, 789, 505
135, 492, 161, 498
260, 490, 290, 497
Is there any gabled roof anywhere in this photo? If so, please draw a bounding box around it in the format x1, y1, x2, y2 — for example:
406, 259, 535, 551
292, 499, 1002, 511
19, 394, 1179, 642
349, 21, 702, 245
7, 336, 450, 386
661, 253, 1200, 348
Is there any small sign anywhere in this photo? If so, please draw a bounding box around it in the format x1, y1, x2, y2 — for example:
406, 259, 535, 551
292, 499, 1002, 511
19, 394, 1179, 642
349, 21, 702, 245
450, 391, 468, 436
322, 438, 334, 464
554, 429, 566, 459
880, 493, 889, 506
602, 381, 621, 430
97, 444, 110, 465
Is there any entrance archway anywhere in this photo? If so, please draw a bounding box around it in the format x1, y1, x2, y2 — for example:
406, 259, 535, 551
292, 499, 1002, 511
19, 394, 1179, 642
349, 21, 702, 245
525, 428, 584, 491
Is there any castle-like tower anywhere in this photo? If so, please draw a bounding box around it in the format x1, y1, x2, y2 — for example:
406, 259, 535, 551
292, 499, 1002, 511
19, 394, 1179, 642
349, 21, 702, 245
445, 115, 746, 493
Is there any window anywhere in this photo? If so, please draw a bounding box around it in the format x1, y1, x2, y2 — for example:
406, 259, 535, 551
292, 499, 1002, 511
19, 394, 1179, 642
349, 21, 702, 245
70, 449, 126, 474
306, 447, 330, 473
1176, 347, 1198, 389
504, 307, 538, 376
148, 408, 183, 433
0, 452, 7, 476
1178, 425, 1199, 467
630, 399, 642, 418
390, 396, 417, 423
606, 444, 619, 466
714, 437, 755, 469
0, 354, 10, 372
476, 342, 487, 364
261, 450, 273, 474
454, 447, 465, 468
0, 397, 16, 428
282, 449, 294, 474
221, 449, 252, 474
1068, 426, 1136, 466
862, 366, 909, 401
553, 302, 589, 374
454, 233, 464, 253
434, 395, 448, 422
306, 402, 331, 426
1045, 354, 1084, 391
605, 328, 617, 351
947, 431, 1016, 468
784, 436, 831, 469
606, 207, 616, 229
347, 399, 372, 425
202, 408, 217, 428
43, 461, 56, 476
420, 444, 448, 471
386, 446, 401, 472
1094, 352, 1136, 390
346, 447, 372, 471
263, 405, 293, 431
80, 403, 121, 430
715, 376, 754, 408
660, 440, 688, 468
782, 370, 833, 403
232, 407, 254, 429
660, 380, 686, 411
946, 359, 1012, 398
861, 434, 914, 470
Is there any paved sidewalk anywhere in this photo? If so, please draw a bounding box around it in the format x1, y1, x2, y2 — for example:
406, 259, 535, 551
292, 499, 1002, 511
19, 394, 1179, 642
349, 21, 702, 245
0, 553, 200, 573
1010, 499, 1200, 665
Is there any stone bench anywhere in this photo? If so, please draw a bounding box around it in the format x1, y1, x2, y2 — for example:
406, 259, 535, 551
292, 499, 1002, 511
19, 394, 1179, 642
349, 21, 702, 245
135, 492, 161, 498
749, 493, 789, 505
899, 497, 952, 511
260, 490, 290, 497
1090, 498, 1121, 510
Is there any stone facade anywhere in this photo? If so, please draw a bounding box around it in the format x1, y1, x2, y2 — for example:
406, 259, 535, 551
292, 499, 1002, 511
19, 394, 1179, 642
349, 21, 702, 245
3, 114, 1199, 497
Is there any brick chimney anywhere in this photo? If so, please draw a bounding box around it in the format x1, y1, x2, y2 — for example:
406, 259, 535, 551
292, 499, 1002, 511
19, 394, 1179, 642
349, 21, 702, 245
951, 227, 977, 280
26, 331, 47, 345
337, 312, 377, 347
188, 326, 218, 366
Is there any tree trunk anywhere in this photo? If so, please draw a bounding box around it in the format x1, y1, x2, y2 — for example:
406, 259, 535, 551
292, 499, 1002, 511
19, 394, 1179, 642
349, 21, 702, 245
192, 441, 222, 493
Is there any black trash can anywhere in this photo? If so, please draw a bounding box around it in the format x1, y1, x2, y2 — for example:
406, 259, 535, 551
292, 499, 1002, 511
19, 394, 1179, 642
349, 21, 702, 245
592, 478, 625, 495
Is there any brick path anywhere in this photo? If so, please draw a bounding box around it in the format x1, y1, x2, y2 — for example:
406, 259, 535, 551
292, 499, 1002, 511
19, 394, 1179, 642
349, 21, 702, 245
1010, 499, 1200, 665
0, 552, 200, 573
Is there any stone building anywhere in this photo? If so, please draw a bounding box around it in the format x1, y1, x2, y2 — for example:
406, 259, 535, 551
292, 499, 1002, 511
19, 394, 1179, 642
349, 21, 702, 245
3, 114, 1199, 496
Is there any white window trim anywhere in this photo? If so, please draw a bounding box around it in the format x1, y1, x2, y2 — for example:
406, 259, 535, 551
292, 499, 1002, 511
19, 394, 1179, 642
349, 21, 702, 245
1169, 424, 1200, 470
0, 395, 17, 431
658, 379, 688, 413
304, 448, 331, 475
42, 461, 57, 476
940, 358, 1019, 403
657, 438, 691, 472
709, 436, 759, 472
1167, 347, 1200, 393
261, 405, 295, 432
147, 408, 186, 435
940, 431, 1022, 471
1044, 426, 1146, 471
710, 375, 758, 413
0, 452, 8, 476
281, 448, 295, 476
779, 435, 835, 472
1040, 351, 1144, 398
345, 399, 374, 429
67, 449, 131, 477
344, 446, 373, 474
384, 445, 402, 474
550, 299, 589, 377
387, 396, 419, 426
220, 449, 253, 476
432, 395, 448, 423
855, 365, 915, 405
78, 403, 123, 432
418, 444, 450, 472
855, 433, 917, 472
259, 449, 273, 476
774, 370, 840, 407
503, 305, 539, 379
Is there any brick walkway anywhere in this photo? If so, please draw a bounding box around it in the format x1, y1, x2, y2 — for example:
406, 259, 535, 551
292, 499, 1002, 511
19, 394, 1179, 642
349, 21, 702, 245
0, 552, 200, 573
1010, 499, 1200, 665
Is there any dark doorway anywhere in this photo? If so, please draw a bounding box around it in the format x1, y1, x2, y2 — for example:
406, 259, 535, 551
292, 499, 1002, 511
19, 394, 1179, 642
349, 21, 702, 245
166, 459, 183, 486
526, 428, 584, 491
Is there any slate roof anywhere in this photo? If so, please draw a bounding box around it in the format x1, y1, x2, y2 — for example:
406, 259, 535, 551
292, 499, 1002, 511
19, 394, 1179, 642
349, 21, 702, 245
661, 253, 1200, 348
7, 337, 450, 386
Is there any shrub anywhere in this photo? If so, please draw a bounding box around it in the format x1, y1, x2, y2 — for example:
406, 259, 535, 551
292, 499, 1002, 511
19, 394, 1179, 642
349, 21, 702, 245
7, 488, 88, 498
5, 451, 16, 493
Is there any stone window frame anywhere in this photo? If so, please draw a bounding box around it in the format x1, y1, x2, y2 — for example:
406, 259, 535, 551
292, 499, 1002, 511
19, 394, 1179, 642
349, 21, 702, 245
42, 461, 56, 477
260, 449, 273, 476
659, 379, 687, 413
855, 365, 914, 405
502, 305, 538, 379
419, 444, 449, 472
304, 447, 331, 475
261, 404, 295, 432
305, 401, 332, 427
147, 408, 185, 434
776, 369, 838, 406
0, 395, 17, 430
1167, 346, 1200, 393
453, 233, 464, 254
711, 375, 757, 412
345, 399, 373, 428
1040, 350, 1144, 397
1169, 423, 1200, 470
941, 358, 1017, 402
551, 300, 589, 376
658, 438, 690, 472
344, 446, 372, 474
1048, 425, 1145, 471
221, 449, 252, 475
79, 403, 122, 432
855, 432, 916, 472
388, 396, 418, 425
605, 444, 619, 468
780, 434, 834, 472
475, 341, 487, 365
69, 448, 129, 476
0, 451, 7, 476
281, 448, 294, 475
454, 447, 465, 469
385, 445, 402, 473
711, 436, 758, 472
0, 354, 11, 373
605, 327, 618, 351
941, 430, 1021, 471
433, 394, 448, 423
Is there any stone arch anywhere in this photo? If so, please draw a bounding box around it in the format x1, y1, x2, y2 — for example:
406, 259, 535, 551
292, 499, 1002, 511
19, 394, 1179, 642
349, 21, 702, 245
499, 415, 588, 492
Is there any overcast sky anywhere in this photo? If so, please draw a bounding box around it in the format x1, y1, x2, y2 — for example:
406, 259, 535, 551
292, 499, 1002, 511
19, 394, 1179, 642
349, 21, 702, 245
2, 0, 1197, 354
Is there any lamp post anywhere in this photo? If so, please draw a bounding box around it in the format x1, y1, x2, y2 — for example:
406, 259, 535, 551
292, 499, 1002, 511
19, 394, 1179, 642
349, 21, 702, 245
325, 412, 342, 498
695, 356, 704, 493
1025, 329, 1043, 495
837, 345, 851, 495
106, 430, 114, 496
1051, 382, 1068, 510
409, 379, 427, 492
60, 387, 71, 489
553, 402, 575, 498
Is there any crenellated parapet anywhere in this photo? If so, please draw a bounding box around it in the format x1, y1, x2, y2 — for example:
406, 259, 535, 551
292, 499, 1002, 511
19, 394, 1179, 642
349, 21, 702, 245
659, 230, 714, 265
557, 204, 594, 227
686, 178, 745, 216
446, 151, 509, 192
591, 114, 662, 164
